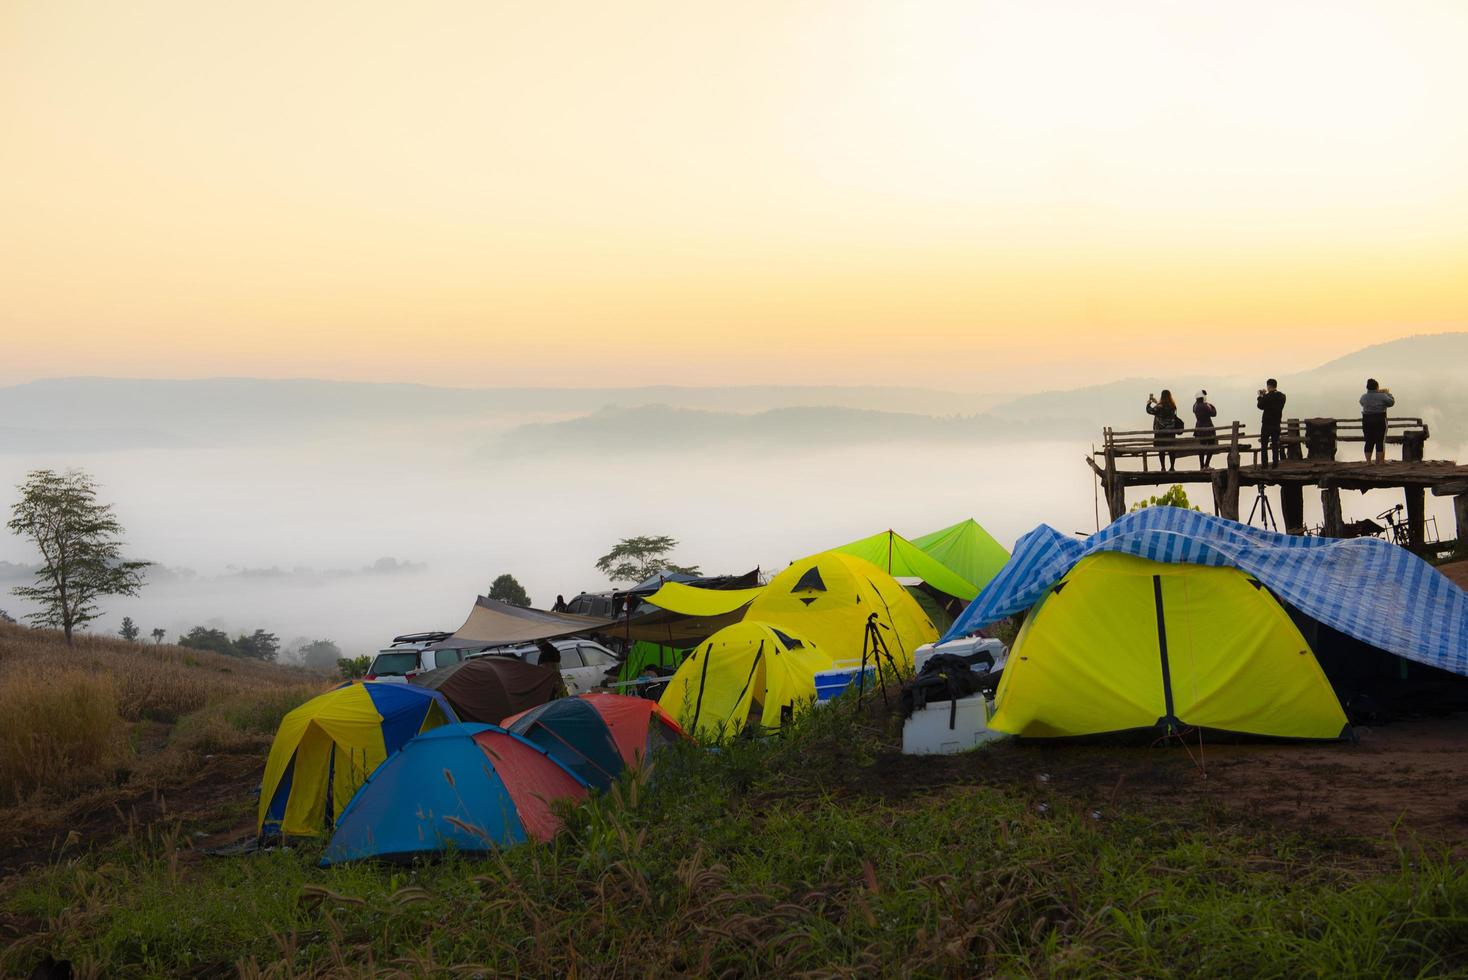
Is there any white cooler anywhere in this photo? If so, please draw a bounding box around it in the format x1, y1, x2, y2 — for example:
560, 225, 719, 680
902, 694, 1006, 755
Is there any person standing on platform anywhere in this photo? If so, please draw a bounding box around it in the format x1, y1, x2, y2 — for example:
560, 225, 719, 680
1146, 390, 1181, 472
1192, 390, 1217, 468
1360, 378, 1394, 463
1257, 379, 1286, 467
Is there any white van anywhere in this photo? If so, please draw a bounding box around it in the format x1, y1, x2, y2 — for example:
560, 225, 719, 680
366, 632, 462, 682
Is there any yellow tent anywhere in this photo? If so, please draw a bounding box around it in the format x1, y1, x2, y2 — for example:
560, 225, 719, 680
744, 551, 938, 665
658, 621, 832, 739
258, 682, 454, 837
990, 552, 1348, 740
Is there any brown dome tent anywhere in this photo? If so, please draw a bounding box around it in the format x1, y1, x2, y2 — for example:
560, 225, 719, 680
408, 656, 561, 724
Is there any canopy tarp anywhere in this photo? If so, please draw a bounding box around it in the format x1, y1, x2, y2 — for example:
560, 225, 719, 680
449, 597, 612, 646
945, 507, 1468, 676
832, 529, 979, 601
912, 519, 1011, 591
642, 581, 764, 616
618, 607, 747, 645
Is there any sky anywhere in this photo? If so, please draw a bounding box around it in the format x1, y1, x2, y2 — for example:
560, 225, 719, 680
3, 0, 1467, 389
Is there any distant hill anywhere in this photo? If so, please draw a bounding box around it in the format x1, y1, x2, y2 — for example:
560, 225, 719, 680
490, 404, 1079, 457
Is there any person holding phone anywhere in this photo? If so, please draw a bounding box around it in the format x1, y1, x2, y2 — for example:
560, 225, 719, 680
1360, 378, 1394, 463
1146, 389, 1181, 471
1256, 379, 1286, 467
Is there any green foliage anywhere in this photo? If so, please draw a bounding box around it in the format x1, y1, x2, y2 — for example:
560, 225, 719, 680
594, 534, 700, 585
118, 616, 140, 643
337, 654, 372, 679
1131, 484, 1201, 512
233, 628, 280, 662
7, 468, 151, 645
294, 638, 343, 669
177, 626, 235, 656
487, 572, 532, 608
177, 626, 279, 660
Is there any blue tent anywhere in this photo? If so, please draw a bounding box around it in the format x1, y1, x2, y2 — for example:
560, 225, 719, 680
945, 507, 1468, 677
321, 723, 590, 865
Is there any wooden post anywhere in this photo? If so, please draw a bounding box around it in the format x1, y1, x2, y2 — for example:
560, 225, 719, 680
1320, 486, 1344, 538
1455, 494, 1468, 548
1402, 430, 1426, 463
1405, 486, 1426, 549
1280, 483, 1305, 535
1102, 434, 1125, 523
1217, 422, 1241, 521
1305, 418, 1337, 461
1286, 418, 1303, 460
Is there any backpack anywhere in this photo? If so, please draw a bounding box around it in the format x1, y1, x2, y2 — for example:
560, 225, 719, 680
899, 651, 1003, 726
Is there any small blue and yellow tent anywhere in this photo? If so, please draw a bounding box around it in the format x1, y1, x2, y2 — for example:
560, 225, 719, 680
258, 682, 455, 838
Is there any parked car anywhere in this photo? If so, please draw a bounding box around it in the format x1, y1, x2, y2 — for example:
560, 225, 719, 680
469, 638, 620, 695
365, 633, 463, 683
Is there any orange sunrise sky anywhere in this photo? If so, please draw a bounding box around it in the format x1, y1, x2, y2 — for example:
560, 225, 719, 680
2, 0, 1466, 389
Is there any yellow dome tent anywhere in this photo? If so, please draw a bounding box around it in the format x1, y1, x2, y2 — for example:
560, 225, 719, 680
258, 681, 455, 837
744, 552, 938, 665
990, 552, 1349, 740
658, 622, 832, 739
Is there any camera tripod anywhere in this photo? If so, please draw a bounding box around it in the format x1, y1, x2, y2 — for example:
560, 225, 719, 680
856, 613, 904, 708
1246, 483, 1277, 531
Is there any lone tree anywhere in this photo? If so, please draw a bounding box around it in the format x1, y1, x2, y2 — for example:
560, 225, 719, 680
595, 535, 700, 585
150, 627, 166, 645
119, 616, 140, 643
7, 469, 150, 646
294, 638, 343, 670
488, 572, 532, 608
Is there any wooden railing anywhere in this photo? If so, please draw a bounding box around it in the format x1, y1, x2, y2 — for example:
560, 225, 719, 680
1097, 417, 1428, 470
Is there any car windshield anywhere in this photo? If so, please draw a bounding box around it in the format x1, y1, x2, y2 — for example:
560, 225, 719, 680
370, 651, 420, 675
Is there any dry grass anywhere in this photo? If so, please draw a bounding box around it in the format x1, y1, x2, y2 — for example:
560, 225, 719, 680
0, 621, 325, 807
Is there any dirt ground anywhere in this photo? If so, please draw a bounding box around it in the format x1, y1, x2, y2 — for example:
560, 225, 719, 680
860, 713, 1468, 853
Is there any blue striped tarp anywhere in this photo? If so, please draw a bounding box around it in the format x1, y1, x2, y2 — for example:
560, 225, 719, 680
943, 507, 1468, 676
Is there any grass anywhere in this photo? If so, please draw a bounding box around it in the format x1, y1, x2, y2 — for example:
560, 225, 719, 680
0, 621, 324, 855
3, 697, 1467, 977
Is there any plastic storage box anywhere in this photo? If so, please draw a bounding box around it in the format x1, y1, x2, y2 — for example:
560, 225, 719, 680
813, 663, 877, 702
902, 694, 1005, 755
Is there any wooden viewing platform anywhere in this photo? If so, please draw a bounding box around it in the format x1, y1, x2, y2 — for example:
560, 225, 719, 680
1088, 416, 1468, 551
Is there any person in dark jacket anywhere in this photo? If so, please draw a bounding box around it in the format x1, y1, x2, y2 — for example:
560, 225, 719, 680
1256, 379, 1286, 467
1146, 389, 1181, 471
1192, 390, 1217, 468
1359, 378, 1395, 463
535, 640, 570, 699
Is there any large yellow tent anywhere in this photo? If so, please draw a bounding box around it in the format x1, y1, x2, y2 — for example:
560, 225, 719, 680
258, 682, 455, 837
989, 552, 1348, 740
658, 621, 832, 739
744, 552, 938, 665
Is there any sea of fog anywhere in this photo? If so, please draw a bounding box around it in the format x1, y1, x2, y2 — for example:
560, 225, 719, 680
0, 437, 1461, 657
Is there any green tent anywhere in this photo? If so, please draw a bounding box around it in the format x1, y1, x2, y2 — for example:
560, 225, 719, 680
831, 529, 979, 601
911, 519, 1010, 591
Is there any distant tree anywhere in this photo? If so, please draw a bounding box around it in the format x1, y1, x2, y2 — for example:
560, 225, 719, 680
1131, 485, 1200, 512
177, 626, 236, 656
595, 535, 700, 585
150, 627, 166, 645
337, 654, 372, 679
0, 608, 16, 625
118, 616, 140, 643
7, 468, 151, 646
235, 628, 280, 662
488, 573, 532, 608
296, 638, 342, 670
